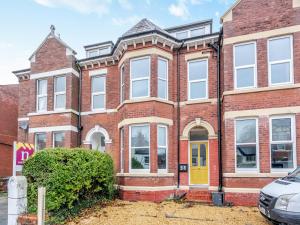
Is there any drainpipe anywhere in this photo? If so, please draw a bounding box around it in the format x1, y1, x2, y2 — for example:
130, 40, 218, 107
76, 62, 83, 147
177, 41, 184, 189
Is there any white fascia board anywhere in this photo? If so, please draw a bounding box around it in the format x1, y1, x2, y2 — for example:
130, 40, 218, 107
89, 68, 107, 76
30, 68, 79, 79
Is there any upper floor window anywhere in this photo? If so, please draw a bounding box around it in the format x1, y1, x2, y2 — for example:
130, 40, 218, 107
268, 36, 293, 86
120, 65, 125, 103
157, 125, 168, 173
188, 59, 208, 100
130, 57, 150, 99
235, 118, 258, 171
270, 116, 295, 171
36, 79, 47, 112
54, 76, 66, 110
130, 124, 150, 173
91, 75, 106, 110
53, 131, 65, 148
158, 58, 168, 100
234, 42, 257, 89
35, 133, 46, 151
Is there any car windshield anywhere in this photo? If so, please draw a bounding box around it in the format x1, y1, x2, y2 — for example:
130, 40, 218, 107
284, 168, 300, 182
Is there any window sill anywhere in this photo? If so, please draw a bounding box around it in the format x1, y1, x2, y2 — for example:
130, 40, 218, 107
28, 109, 79, 116
180, 98, 217, 106
117, 97, 175, 110
116, 173, 174, 177
223, 172, 288, 178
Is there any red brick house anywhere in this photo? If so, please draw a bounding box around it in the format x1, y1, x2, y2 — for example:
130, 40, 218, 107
0, 84, 18, 179
13, 0, 300, 206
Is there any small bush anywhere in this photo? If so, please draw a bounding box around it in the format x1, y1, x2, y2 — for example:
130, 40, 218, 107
23, 148, 115, 224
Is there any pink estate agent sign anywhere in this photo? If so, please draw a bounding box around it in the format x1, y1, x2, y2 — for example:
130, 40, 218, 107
15, 142, 35, 165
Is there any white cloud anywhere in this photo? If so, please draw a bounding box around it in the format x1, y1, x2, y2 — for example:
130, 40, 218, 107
118, 0, 132, 10
33, 0, 112, 15
190, 0, 212, 5
112, 15, 140, 26
215, 11, 220, 18
168, 0, 189, 19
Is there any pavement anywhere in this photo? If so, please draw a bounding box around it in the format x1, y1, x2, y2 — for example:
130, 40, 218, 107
0, 194, 7, 225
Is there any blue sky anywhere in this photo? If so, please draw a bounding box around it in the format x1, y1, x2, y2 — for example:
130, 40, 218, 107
0, 0, 234, 84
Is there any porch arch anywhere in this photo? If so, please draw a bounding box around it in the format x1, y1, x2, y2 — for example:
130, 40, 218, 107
83, 125, 112, 145
181, 118, 216, 140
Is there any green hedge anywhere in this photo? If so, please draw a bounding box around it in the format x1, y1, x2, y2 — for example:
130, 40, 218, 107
23, 148, 115, 224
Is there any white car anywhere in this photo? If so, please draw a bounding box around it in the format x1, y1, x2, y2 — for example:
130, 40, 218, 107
259, 167, 300, 225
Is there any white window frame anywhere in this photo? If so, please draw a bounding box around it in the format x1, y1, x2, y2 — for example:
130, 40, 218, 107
87, 49, 99, 58
233, 42, 257, 90
54, 76, 66, 110
190, 27, 205, 37
120, 127, 124, 173
52, 131, 65, 148
36, 79, 47, 112
129, 124, 150, 173
120, 64, 125, 103
35, 132, 46, 151
157, 124, 168, 173
188, 58, 208, 100
269, 115, 296, 172
234, 118, 259, 172
91, 75, 106, 111
130, 56, 151, 99
268, 35, 294, 86
157, 57, 168, 100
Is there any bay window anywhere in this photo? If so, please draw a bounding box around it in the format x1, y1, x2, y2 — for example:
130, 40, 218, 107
188, 59, 208, 100
36, 79, 47, 112
270, 116, 295, 170
157, 125, 167, 173
35, 133, 46, 151
234, 42, 257, 89
130, 124, 150, 173
130, 57, 150, 99
158, 58, 168, 100
268, 36, 293, 86
54, 76, 66, 110
120, 64, 125, 103
120, 127, 124, 173
235, 119, 258, 171
53, 132, 65, 148
91, 75, 106, 110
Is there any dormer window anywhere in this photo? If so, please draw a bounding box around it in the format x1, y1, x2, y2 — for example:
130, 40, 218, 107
190, 27, 205, 37
84, 41, 113, 58
176, 31, 188, 39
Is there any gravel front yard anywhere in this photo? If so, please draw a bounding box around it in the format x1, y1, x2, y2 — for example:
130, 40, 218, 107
68, 200, 272, 225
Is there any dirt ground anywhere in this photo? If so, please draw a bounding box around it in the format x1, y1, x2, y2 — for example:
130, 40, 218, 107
68, 200, 272, 225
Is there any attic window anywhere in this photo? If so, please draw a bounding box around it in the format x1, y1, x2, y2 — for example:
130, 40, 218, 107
176, 31, 188, 39
191, 27, 205, 37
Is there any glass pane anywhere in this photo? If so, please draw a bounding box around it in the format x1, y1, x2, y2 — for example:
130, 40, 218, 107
158, 59, 167, 79
92, 76, 105, 92
269, 37, 291, 61
121, 66, 125, 84
36, 133, 46, 151
235, 43, 255, 66
132, 79, 148, 98
55, 94, 66, 109
158, 79, 167, 99
236, 119, 256, 143
192, 144, 198, 167
271, 62, 290, 84
55, 76, 66, 92
93, 94, 105, 109
236, 67, 254, 88
38, 96, 47, 111
271, 143, 293, 169
200, 144, 206, 167
131, 125, 149, 147
91, 132, 105, 151
88, 50, 99, 57
54, 132, 65, 147
236, 144, 257, 168
158, 126, 166, 146
272, 118, 291, 141
131, 148, 149, 169
189, 60, 207, 81
190, 81, 206, 99
131, 58, 150, 79
190, 127, 208, 141
158, 148, 166, 170
176, 31, 188, 39
190, 28, 205, 37
38, 80, 47, 95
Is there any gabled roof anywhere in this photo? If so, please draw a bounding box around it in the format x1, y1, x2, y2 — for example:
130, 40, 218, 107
29, 26, 77, 60
220, 0, 241, 23
122, 18, 170, 38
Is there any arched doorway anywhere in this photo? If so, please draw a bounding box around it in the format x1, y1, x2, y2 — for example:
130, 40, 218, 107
83, 125, 111, 152
189, 126, 209, 185
91, 132, 106, 152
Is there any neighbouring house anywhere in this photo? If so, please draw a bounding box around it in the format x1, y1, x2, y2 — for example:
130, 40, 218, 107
12, 0, 300, 206
0, 84, 18, 185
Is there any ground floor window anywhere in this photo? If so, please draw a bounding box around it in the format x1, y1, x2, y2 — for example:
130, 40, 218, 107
235, 118, 258, 171
53, 132, 65, 147
120, 127, 124, 173
270, 116, 295, 170
35, 133, 46, 151
130, 124, 150, 173
157, 125, 167, 173
91, 132, 106, 152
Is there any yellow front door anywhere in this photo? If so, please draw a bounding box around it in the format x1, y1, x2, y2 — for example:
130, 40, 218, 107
190, 142, 208, 185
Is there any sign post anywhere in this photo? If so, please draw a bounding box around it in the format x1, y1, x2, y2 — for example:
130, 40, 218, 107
12, 142, 35, 175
